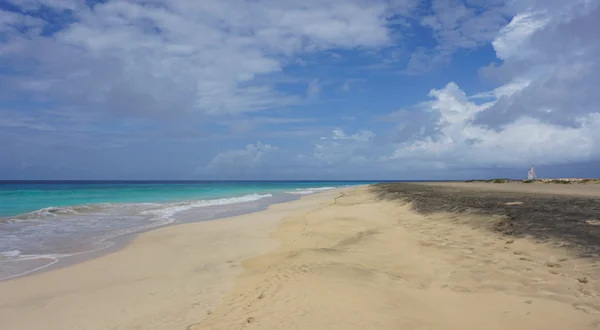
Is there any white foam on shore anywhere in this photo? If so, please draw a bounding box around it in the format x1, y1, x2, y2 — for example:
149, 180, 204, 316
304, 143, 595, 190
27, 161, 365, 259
0, 193, 274, 281
141, 193, 273, 220
285, 187, 337, 195
0, 250, 21, 260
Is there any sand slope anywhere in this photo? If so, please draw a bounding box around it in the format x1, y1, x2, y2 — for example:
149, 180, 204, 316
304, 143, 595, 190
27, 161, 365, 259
193, 186, 600, 330
0, 191, 340, 330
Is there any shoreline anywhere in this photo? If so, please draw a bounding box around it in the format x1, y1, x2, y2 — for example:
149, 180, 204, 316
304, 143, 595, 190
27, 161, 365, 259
3, 183, 600, 329
0, 191, 307, 282
0, 188, 347, 330
1, 182, 366, 281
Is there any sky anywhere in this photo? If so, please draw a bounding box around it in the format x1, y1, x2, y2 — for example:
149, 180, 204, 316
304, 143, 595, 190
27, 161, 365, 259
1, 0, 599, 180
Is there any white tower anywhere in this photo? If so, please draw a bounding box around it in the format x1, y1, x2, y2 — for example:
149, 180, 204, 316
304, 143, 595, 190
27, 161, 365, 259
527, 166, 537, 180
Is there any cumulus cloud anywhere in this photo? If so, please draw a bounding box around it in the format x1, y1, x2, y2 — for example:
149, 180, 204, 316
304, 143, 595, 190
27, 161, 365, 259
202, 141, 330, 179
491, 11, 549, 61
0, 0, 416, 117
203, 129, 379, 176
387, 82, 600, 168
409, 0, 512, 72
3, 0, 600, 179
314, 129, 376, 165
204, 142, 278, 172
476, 0, 600, 128
390, 0, 600, 170
205, 0, 600, 176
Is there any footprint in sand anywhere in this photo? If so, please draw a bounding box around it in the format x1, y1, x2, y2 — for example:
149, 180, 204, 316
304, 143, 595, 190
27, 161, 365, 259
578, 277, 589, 284
574, 303, 600, 314
513, 251, 533, 262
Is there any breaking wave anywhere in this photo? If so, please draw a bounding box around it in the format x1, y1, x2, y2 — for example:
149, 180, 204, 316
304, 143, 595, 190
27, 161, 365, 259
9, 193, 273, 222
285, 187, 337, 195
0, 193, 274, 281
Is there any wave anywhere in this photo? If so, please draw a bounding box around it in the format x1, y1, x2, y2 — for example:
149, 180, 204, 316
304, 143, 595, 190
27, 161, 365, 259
11, 203, 121, 221
0, 250, 21, 260
141, 193, 273, 220
285, 187, 337, 195
0, 193, 274, 281
7, 194, 273, 222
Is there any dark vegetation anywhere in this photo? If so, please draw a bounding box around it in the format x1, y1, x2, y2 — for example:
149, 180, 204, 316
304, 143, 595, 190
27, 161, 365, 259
372, 183, 600, 256
465, 178, 511, 183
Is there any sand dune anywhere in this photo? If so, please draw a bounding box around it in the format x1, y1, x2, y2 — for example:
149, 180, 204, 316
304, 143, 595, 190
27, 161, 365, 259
2, 185, 600, 330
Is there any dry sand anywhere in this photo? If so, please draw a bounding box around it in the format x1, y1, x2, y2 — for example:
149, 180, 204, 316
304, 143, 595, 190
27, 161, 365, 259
194, 184, 600, 330
0, 190, 341, 330
3, 183, 600, 330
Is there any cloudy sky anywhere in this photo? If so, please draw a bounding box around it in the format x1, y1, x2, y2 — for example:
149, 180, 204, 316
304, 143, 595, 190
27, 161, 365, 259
1, 0, 599, 180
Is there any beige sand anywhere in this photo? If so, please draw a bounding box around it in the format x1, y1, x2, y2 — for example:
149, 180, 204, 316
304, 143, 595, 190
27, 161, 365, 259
193, 186, 600, 330
0, 190, 341, 330
3, 186, 600, 330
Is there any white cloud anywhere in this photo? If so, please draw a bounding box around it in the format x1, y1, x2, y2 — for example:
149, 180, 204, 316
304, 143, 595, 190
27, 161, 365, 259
307, 79, 321, 100
380, 0, 600, 171
197, 1, 600, 176
205, 142, 278, 171
0, 9, 45, 35
470, 79, 531, 100
340, 78, 365, 92
492, 11, 549, 61
412, 0, 512, 70
387, 82, 600, 168
4, 0, 600, 179
315, 129, 376, 164
476, 0, 600, 127
1, 0, 417, 116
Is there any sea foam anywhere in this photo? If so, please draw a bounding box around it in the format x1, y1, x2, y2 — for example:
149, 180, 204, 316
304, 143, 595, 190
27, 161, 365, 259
0, 193, 274, 281
285, 187, 336, 195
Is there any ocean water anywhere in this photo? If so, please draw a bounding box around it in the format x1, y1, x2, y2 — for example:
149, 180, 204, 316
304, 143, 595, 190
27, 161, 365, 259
0, 181, 372, 280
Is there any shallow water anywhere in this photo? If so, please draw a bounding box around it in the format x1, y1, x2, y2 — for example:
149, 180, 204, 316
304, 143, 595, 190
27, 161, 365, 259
0, 181, 371, 280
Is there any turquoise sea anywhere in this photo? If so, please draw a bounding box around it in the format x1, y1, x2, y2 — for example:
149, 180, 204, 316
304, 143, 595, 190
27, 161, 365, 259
0, 181, 373, 280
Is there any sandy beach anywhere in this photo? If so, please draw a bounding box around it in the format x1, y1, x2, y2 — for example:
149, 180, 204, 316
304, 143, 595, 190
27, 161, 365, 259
3, 183, 600, 329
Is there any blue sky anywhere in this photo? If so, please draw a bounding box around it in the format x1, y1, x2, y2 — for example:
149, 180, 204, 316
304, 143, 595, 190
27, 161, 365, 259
1, 0, 600, 180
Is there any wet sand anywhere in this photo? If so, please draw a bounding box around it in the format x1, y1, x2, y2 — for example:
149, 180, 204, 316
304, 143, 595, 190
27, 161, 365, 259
3, 184, 600, 330
0, 190, 342, 330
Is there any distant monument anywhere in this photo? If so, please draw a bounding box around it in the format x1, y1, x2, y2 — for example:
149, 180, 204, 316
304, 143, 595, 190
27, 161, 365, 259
527, 166, 537, 180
